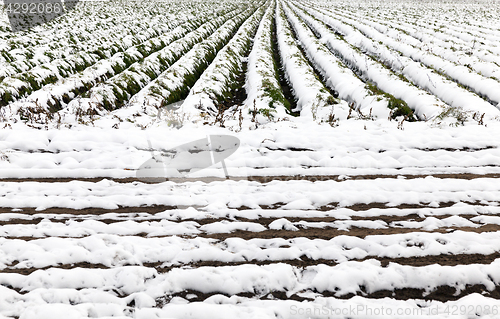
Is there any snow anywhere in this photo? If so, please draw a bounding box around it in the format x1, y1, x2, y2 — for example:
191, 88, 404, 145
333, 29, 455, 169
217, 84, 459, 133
1, 262, 500, 318
1, 119, 500, 178
2, 0, 500, 317
1, 116, 498, 317
282, 3, 384, 117
2, 228, 500, 270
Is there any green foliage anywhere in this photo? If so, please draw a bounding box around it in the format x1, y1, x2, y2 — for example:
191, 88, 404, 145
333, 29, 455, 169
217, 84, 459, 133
262, 78, 290, 109
0, 91, 13, 107
326, 95, 337, 105
269, 11, 296, 115
436, 106, 469, 126
365, 82, 416, 121
258, 107, 277, 120
387, 95, 414, 120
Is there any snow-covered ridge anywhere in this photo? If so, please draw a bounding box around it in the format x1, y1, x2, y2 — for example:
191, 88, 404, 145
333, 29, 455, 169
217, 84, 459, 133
128, 3, 262, 111
244, 1, 290, 122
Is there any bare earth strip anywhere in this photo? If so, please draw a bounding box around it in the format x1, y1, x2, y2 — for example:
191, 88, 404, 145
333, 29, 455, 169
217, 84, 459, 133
2, 252, 500, 276
2, 172, 500, 184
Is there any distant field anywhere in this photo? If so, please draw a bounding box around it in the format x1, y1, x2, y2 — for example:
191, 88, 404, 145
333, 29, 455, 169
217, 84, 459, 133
0, 0, 499, 125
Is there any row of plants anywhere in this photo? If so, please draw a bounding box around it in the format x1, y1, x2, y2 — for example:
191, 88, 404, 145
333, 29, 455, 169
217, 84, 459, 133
244, 1, 292, 123
303, 0, 500, 71
182, 2, 268, 117
0, 0, 195, 51
379, 6, 500, 53
0, 1, 231, 92
334, 2, 500, 64
314, 0, 500, 41
0, 1, 230, 90
333, 6, 500, 81
0, 8, 191, 83
0, 3, 231, 104
0, 4, 162, 60
293, 1, 448, 120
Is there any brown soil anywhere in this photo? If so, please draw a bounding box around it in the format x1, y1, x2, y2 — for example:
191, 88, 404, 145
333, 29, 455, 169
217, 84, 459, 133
0, 213, 479, 226
1, 172, 500, 184
0, 199, 488, 220
155, 283, 500, 304
200, 224, 500, 241
3, 251, 499, 278
0, 205, 177, 216
322, 284, 500, 302
3, 222, 498, 242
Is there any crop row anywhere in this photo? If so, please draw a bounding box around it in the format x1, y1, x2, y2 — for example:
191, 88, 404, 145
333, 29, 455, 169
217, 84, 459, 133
0, 1, 179, 62
332, 7, 500, 80
244, 2, 289, 120
330, 4, 500, 85
275, 1, 337, 120
181, 3, 268, 117
280, 1, 385, 117
329, 2, 500, 62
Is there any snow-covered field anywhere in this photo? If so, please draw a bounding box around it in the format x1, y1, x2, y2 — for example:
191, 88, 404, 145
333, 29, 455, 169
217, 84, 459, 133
1, 0, 500, 318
